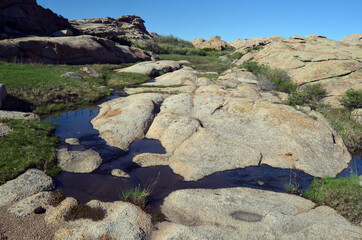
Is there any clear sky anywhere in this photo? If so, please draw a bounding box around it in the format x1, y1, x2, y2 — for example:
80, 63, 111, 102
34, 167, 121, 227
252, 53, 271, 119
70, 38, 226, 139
37, 0, 361, 42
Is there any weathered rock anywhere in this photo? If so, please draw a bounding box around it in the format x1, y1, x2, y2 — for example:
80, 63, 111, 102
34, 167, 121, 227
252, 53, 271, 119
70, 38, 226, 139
235, 36, 362, 107
124, 85, 196, 95
0, 84, 6, 109
57, 148, 102, 173
80, 67, 101, 78
45, 197, 78, 226
115, 60, 181, 76
8, 192, 52, 217
0, 123, 11, 137
70, 15, 153, 42
229, 36, 285, 52
133, 93, 350, 180
111, 169, 131, 178
340, 33, 362, 46
0, 0, 71, 39
351, 108, 362, 124
155, 188, 362, 240
60, 72, 83, 79
0, 35, 158, 64
52, 29, 73, 37
142, 68, 198, 86
51, 200, 152, 240
0, 110, 39, 120
191, 36, 230, 50
91, 93, 165, 151
0, 169, 54, 206
64, 138, 80, 145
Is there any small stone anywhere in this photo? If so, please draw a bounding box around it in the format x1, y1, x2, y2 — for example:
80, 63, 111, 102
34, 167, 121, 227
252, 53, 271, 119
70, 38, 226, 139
0, 123, 11, 137
34, 206, 46, 214
65, 138, 80, 145
57, 148, 102, 173
61, 72, 83, 79
0, 110, 39, 120
111, 169, 130, 178
80, 67, 101, 78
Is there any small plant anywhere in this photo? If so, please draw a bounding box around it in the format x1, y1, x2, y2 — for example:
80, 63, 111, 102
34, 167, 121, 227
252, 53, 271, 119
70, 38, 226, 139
230, 52, 244, 60
287, 83, 327, 108
304, 175, 361, 224
287, 92, 309, 106
285, 183, 301, 195
339, 88, 362, 109
64, 204, 106, 222
50, 191, 66, 207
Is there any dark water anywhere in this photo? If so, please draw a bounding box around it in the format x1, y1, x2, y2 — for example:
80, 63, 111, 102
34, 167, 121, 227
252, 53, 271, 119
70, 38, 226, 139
45, 102, 361, 212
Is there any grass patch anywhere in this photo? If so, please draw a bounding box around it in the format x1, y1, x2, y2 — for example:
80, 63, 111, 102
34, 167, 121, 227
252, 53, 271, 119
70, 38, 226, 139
106, 72, 150, 89
0, 119, 61, 185
304, 175, 361, 224
64, 204, 106, 222
120, 187, 149, 209
242, 61, 297, 93
159, 54, 232, 73
50, 192, 66, 207
339, 88, 362, 110
318, 106, 361, 152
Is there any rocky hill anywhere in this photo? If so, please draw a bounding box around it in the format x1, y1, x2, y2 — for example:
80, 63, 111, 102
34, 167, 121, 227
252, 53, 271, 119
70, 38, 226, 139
70, 15, 153, 43
0, 0, 71, 39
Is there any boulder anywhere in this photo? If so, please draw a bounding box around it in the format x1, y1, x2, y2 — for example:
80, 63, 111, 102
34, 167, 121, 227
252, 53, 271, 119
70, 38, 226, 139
80, 67, 101, 78
142, 68, 198, 86
0, 123, 11, 137
132, 93, 350, 181
235, 36, 362, 107
115, 60, 181, 76
0, 0, 71, 38
60, 72, 83, 79
49, 200, 152, 240
340, 33, 362, 46
70, 15, 153, 42
228, 36, 285, 51
64, 138, 80, 145
111, 169, 130, 178
57, 148, 102, 173
0, 110, 39, 120
0, 35, 158, 64
154, 188, 362, 240
91, 93, 165, 151
191, 36, 230, 50
8, 191, 52, 217
0, 84, 6, 109
0, 169, 54, 206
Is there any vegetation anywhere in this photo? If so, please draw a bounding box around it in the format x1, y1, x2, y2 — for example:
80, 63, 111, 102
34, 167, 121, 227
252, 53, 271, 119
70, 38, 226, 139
50, 192, 67, 207
319, 106, 361, 152
0, 119, 60, 185
242, 61, 297, 93
287, 83, 326, 108
339, 88, 362, 110
64, 204, 106, 221
106, 72, 150, 89
304, 175, 361, 224
245, 45, 264, 53
230, 52, 245, 60
120, 187, 150, 209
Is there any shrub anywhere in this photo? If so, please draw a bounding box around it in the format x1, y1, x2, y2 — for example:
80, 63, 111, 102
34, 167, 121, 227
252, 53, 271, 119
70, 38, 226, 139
287, 92, 310, 106
339, 88, 362, 109
230, 52, 245, 60
121, 187, 149, 209
304, 175, 361, 224
64, 204, 106, 221
287, 83, 326, 107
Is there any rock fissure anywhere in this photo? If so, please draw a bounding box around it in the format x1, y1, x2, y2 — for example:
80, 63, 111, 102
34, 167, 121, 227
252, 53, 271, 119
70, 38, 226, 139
299, 68, 361, 86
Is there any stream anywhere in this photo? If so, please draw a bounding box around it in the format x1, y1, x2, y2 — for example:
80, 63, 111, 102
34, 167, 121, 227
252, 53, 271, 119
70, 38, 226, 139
45, 92, 361, 213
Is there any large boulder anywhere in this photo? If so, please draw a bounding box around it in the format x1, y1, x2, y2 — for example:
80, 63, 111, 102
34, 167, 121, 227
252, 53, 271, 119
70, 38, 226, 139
0, 0, 71, 39
91, 93, 165, 151
236, 35, 362, 107
153, 188, 362, 240
340, 33, 362, 46
191, 36, 230, 50
0, 84, 6, 109
229, 36, 285, 52
142, 67, 198, 86
0, 169, 54, 206
115, 60, 181, 76
70, 15, 153, 42
0, 35, 158, 64
133, 92, 350, 181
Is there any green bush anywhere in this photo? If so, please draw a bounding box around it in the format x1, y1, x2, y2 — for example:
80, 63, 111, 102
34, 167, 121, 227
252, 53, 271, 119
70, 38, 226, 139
230, 52, 244, 60
304, 175, 361, 224
121, 187, 149, 208
339, 88, 362, 109
287, 92, 310, 106
287, 83, 326, 107
301, 84, 327, 102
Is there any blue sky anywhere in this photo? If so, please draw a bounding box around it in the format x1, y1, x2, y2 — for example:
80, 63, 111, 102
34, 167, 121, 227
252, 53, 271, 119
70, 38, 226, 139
38, 0, 361, 42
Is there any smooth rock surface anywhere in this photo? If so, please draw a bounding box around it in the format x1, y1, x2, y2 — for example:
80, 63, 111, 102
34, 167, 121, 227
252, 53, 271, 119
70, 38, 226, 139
0, 169, 54, 206
155, 188, 362, 240
64, 138, 80, 145
91, 93, 165, 151
8, 192, 52, 217
57, 148, 102, 173
229, 36, 285, 52
142, 68, 198, 86
52, 200, 152, 240
0, 110, 39, 120
111, 169, 131, 178
115, 60, 181, 76
0, 35, 157, 64
340, 33, 362, 46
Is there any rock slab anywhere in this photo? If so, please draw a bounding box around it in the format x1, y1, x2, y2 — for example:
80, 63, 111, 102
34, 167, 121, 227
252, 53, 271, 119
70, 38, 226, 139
57, 148, 102, 173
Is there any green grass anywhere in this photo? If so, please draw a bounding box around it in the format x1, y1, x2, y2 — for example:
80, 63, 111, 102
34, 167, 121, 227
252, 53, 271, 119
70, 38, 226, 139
0, 119, 61, 185
64, 204, 106, 222
106, 72, 150, 89
318, 107, 362, 152
159, 54, 232, 73
120, 187, 149, 209
304, 175, 361, 224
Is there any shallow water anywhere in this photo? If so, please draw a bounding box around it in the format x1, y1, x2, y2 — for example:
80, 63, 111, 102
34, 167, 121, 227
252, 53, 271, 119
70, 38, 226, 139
45, 98, 361, 212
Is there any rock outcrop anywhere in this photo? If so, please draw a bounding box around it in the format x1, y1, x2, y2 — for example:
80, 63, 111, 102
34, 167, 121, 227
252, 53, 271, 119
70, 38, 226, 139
0, 35, 157, 64
340, 33, 362, 46
228, 36, 285, 52
236, 35, 362, 107
70, 15, 153, 42
0, 110, 39, 120
0, 0, 72, 39
191, 36, 230, 50
153, 188, 362, 239
115, 60, 181, 76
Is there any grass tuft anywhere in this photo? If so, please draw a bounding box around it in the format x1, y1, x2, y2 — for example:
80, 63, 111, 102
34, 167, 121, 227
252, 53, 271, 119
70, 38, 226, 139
64, 204, 106, 222
50, 192, 66, 207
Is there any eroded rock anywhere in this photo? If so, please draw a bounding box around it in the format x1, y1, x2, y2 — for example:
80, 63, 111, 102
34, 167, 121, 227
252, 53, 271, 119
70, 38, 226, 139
57, 148, 102, 173
8, 192, 52, 217
61, 72, 83, 79
0, 110, 39, 120
191, 36, 230, 50
111, 169, 130, 178
229, 36, 285, 52
115, 60, 181, 76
